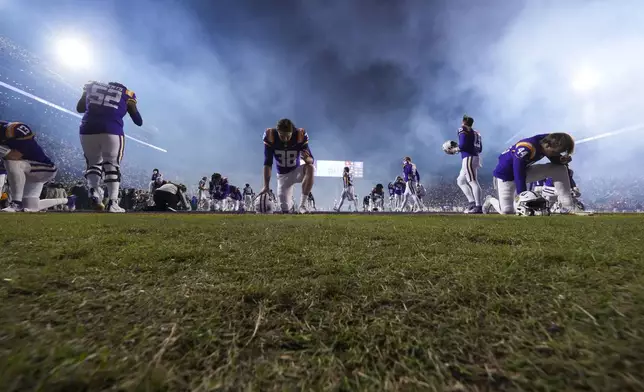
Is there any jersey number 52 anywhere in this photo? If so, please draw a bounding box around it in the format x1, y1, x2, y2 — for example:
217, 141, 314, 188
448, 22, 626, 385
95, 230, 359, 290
275, 150, 298, 167
88, 85, 122, 109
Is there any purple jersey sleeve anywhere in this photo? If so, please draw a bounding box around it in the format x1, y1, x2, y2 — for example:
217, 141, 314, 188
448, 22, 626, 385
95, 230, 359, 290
458, 128, 468, 150
263, 128, 275, 166
511, 142, 535, 194
512, 155, 528, 193
263, 144, 274, 166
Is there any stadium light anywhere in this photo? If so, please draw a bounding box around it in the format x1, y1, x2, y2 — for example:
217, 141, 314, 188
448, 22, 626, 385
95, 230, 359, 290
571, 67, 600, 94
55, 37, 92, 69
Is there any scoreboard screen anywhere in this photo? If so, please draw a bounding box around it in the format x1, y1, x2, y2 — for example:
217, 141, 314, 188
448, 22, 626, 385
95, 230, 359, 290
314, 160, 364, 178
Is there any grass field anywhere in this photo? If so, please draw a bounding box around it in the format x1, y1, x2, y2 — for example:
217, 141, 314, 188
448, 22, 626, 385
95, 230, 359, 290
1, 213, 644, 391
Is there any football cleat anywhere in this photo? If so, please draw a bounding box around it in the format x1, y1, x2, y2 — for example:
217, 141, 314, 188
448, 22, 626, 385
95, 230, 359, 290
482, 195, 494, 214
89, 188, 105, 211
466, 205, 483, 214
1, 202, 23, 213
106, 200, 125, 213
66, 195, 77, 212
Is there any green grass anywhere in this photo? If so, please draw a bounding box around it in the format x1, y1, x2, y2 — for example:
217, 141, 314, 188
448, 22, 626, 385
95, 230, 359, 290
1, 213, 644, 391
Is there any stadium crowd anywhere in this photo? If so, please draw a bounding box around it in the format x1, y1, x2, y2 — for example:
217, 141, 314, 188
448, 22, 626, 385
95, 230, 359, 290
1, 36, 643, 213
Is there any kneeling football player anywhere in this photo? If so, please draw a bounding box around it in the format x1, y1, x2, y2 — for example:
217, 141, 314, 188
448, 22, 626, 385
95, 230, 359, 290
0, 121, 74, 212
151, 182, 189, 212
485, 133, 575, 214
258, 118, 314, 213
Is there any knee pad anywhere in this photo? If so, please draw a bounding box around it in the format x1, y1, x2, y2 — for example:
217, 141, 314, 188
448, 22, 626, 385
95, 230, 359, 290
85, 164, 103, 179
102, 162, 121, 183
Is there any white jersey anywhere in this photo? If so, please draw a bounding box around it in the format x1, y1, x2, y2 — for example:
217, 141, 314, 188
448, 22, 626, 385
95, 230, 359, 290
158, 183, 179, 194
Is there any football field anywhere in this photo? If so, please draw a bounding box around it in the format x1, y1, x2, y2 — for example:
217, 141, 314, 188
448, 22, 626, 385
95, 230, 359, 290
1, 213, 643, 391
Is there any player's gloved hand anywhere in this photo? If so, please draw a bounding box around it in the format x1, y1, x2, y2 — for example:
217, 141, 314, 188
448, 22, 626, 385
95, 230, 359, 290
571, 187, 581, 197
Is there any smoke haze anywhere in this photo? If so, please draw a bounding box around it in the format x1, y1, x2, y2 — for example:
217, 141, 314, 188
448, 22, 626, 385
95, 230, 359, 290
2, 0, 642, 204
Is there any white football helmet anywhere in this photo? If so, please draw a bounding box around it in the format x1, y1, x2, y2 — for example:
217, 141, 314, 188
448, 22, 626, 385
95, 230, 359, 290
516, 191, 550, 216
255, 193, 273, 214
442, 140, 459, 155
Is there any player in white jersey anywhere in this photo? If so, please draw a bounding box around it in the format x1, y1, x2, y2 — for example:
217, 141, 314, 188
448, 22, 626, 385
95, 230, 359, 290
242, 183, 254, 211
197, 176, 209, 211
399, 156, 423, 212
334, 167, 358, 211
152, 182, 189, 211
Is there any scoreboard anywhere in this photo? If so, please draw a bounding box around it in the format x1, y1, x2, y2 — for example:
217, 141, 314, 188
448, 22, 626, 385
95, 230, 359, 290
314, 160, 364, 178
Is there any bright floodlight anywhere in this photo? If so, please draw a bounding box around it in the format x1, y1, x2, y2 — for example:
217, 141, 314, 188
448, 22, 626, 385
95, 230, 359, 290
571, 67, 600, 94
56, 37, 91, 69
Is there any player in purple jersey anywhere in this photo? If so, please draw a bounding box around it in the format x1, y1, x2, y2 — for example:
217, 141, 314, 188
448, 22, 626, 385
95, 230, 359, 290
455, 115, 483, 213
259, 118, 314, 213
485, 133, 575, 214
0, 121, 74, 212
77, 81, 143, 212
393, 177, 405, 210
387, 182, 395, 210
227, 186, 243, 211
399, 156, 422, 212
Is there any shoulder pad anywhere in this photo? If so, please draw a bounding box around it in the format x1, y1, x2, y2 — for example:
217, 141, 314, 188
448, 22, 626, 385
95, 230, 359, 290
296, 128, 308, 144
514, 142, 535, 160
263, 128, 275, 145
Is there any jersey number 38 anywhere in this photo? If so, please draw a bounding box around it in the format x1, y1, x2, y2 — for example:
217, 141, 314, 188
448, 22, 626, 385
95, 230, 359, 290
275, 150, 298, 167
